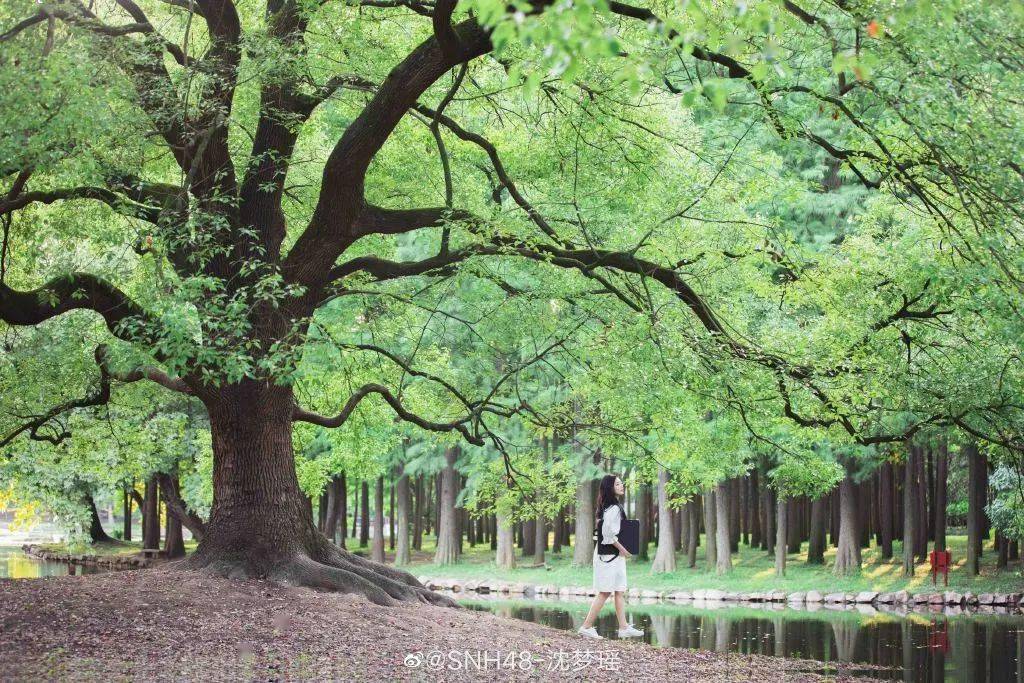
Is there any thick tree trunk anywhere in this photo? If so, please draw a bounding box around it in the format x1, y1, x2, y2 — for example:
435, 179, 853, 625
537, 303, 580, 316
775, 495, 787, 577
651, 466, 676, 573
879, 461, 894, 559
85, 492, 113, 543
179, 385, 450, 607
686, 498, 699, 568
903, 444, 917, 576
807, 495, 826, 564
395, 464, 411, 565
934, 438, 948, 553
142, 475, 160, 551
372, 475, 385, 563
786, 497, 801, 554
703, 488, 717, 572
715, 481, 732, 574
833, 472, 861, 575
434, 446, 460, 565
572, 465, 595, 565
495, 509, 516, 569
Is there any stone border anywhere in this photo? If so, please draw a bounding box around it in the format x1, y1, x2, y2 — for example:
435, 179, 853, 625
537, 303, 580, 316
417, 576, 1024, 614
21, 544, 155, 571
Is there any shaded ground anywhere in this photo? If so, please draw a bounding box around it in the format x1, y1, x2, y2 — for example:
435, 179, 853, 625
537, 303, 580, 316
0, 569, 871, 681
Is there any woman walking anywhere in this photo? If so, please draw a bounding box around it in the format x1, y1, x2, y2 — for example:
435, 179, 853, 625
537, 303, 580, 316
578, 474, 643, 639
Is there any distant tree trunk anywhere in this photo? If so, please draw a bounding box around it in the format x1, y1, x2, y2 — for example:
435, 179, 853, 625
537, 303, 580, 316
914, 445, 928, 562
934, 438, 948, 552
652, 466, 677, 573
522, 518, 535, 557
434, 446, 460, 564
879, 461, 894, 559
394, 465, 410, 565
359, 480, 370, 548
412, 473, 423, 551
142, 475, 160, 551
750, 469, 761, 549
495, 509, 516, 569
966, 441, 983, 575
338, 471, 347, 549
350, 479, 359, 539
729, 477, 740, 553
830, 488, 841, 548
998, 533, 1009, 569
765, 485, 776, 554
389, 473, 395, 551
686, 498, 699, 568
122, 483, 133, 541
162, 490, 185, 559
703, 488, 717, 572
807, 496, 826, 564
85, 492, 113, 543
533, 513, 546, 565
775, 495, 787, 577
903, 444, 917, 576
372, 476, 385, 563
786, 497, 801, 554
834, 472, 862, 575
324, 475, 341, 543
552, 506, 563, 554
715, 481, 732, 574
637, 482, 651, 560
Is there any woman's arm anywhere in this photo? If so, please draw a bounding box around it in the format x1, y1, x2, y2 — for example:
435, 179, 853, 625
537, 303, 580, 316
601, 505, 632, 558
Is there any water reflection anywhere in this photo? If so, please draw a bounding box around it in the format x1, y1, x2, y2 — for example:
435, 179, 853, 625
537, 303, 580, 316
461, 597, 1024, 681
0, 547, 101, 579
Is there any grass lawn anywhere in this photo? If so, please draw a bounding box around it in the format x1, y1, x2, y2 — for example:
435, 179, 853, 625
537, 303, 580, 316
400, 533, 1024, 596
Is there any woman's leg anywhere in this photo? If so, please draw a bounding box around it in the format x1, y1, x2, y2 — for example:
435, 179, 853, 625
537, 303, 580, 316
581, 592, 611, 628
613, 591, 628, 629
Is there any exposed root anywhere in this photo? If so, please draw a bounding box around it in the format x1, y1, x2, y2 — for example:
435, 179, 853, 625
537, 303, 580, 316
269, 555, 396, 606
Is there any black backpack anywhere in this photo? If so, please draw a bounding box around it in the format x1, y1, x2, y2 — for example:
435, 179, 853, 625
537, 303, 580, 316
592, 502, 626, 562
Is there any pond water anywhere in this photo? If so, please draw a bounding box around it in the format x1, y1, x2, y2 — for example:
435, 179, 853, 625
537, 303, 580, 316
453, 594, 1024, 681
0, 546, 102, 579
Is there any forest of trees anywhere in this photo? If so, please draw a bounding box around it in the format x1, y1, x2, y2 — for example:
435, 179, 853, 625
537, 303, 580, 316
1, 0, 1023, 604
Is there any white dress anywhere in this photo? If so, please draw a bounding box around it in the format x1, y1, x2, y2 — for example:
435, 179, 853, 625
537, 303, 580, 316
593, 504, 627, 592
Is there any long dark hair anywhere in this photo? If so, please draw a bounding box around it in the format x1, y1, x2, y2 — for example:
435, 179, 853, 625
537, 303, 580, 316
595, 474, 621, 524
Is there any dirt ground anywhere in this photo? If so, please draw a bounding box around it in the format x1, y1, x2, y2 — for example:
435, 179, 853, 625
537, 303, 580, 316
0, 568, 871, 681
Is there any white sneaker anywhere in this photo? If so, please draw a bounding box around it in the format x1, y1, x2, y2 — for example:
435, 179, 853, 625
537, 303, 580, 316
617, 624, 644, 638
578, 626, 602, 639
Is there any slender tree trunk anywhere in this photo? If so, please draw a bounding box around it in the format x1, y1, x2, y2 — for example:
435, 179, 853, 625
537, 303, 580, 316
532, 511, 546, 565
715, 481, 732, 574
142, 475, 160, 551
703, 488, 717, 572
807, 495, 826, 564
765, 484, 776, 554
389, 472, 395, 551
903, 444, 917, 576
412, 473, 423, 551
834, 471, 862, 575
729, 477, 741, 552
85, 492, 113, 543
879, 461, 894, 559
434, 446, 460, 565
495, 509, 516, 569
750, 468, 761, 549
967, 441, 983, 575
914, 444, 928, 561
338, 471, 347, 549
637, 482, 651, 560
395, 464, 410, 565
775, 495, 787, 577
372, 475, 385, 563
359, 480, 370, 548
652, 466, 677, 573
122, 483, 133, 541
350, 479, 359, 539
684, 498, 698, 568
934, 438, 948, 552
786, 497, 801, 554
324, 475, 341, 543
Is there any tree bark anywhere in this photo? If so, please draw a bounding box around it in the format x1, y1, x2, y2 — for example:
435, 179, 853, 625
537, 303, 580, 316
729, 477, 741, 552
122, 483, 133, 541
85, 492, 113, 543
651, 466, 676, 573
636, 481, 651, 560
879, 461, 894, 559
142, 475, 160, 551
395, 464, 411, 565
412, 473, 423, 551
434, 446, 461, 564
162, 481, 185, 559
934, 437, 948, 553
775, 495, 787, 577
750, 469, 761, 549
903, 444, 917, 576
686, 498, 699, 568
359, 480, 370, 548
495, 508, 516, 568
177, 385, 449, 607
765, 484, 776, 554
967, 441, 983, 575
807, 495, 826, 564
715, 481, 732, 574
703, 487, 717, 572
372, 475, 385, 563
834, 471, 862, 575
324, 475, 341, 544
532, 512, 546, 565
